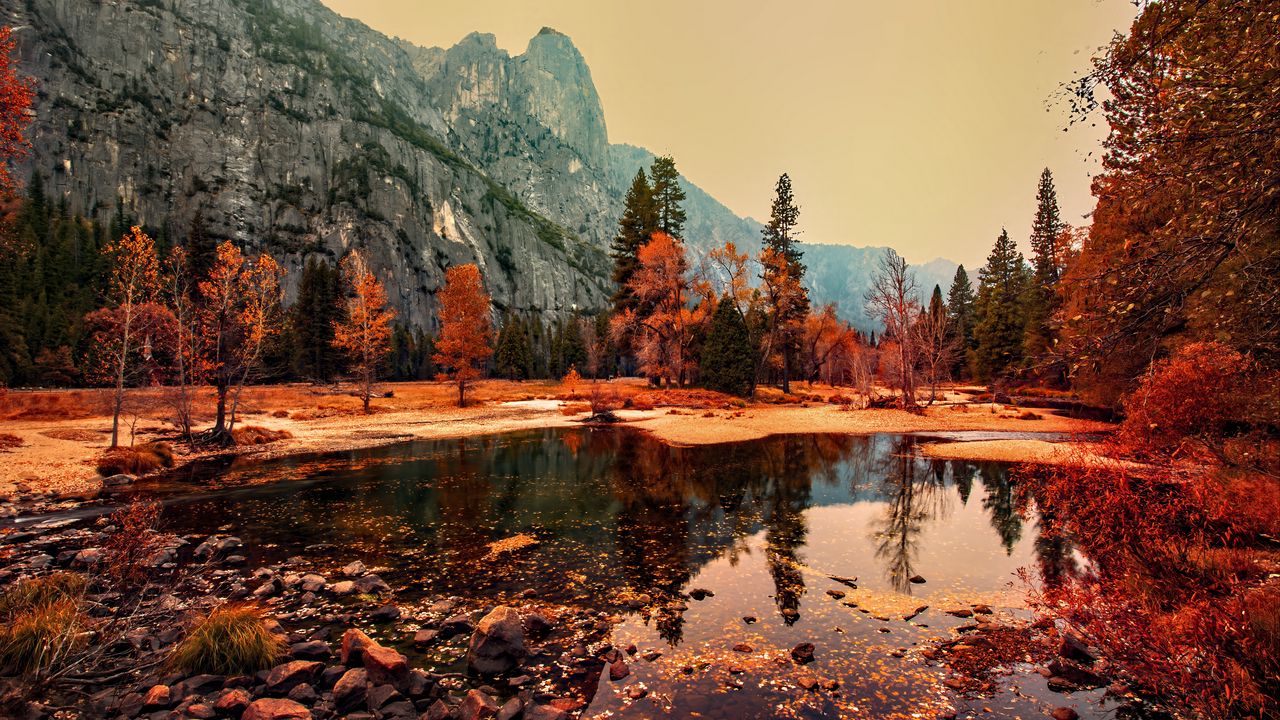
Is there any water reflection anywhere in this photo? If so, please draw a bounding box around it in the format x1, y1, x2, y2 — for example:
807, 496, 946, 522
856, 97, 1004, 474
149, 431, 1074, 631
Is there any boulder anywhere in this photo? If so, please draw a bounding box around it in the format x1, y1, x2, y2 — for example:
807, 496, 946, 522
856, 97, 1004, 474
354, 574, 390, 594
331, 668, 368, 712
339, 628, 375, 666
241, 698, 312, 720
290, 641, 331, 661
264, 660, 322, 695
467, 606, 527, 674
213, 688, 251, 715
362, 644, 409, 688
790, 643, 815, 665
342, 561, 366, 577
457, 689, 500, 720
299, 574, 327, 593
330, 580, 356, 595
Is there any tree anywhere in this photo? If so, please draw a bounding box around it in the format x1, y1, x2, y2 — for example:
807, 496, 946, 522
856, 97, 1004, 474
333, 250, 395, 413
198, 242, 284, 444
494, 313, 532, 380
1024, 168, 1064, 369
609, 232, 710, 387
946, 265, 976, 377
291, 256, 342, 381
165, 246, 199, 440
917, 285, 955, 402
103, 227, 163, 447
0, 26, 34, 197
609, 169, 656, 317
433, 264, 493, 407
701, 297, 755, 396
1061, 1, 1280, 401
759, 173, 809, 393
865, 249, 920, 408
972, 229, 1029, 381
648, 155, 687, 239
800, 303, 857, 386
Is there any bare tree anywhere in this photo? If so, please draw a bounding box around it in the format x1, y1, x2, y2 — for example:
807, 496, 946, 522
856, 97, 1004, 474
916, 290, 957, 404
865, 249, 922, 409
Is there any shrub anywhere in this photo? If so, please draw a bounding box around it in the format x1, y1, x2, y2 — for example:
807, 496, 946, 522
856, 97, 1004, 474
103, 501, 169, 587
231, 425, 293, 446
96, 441, 175, 476
0, 433, 22, 450
170, 605, 285, 675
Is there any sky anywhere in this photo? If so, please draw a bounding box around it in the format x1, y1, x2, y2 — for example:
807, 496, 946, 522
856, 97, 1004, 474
319, 0, 1138, 269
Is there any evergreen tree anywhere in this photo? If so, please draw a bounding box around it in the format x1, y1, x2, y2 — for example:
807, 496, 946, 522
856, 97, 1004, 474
1024, 168, 1063, 362
495, 313, 532, 379
648, 155, 686, 239
609, 169, 656, 315
560, 313, 587, 374
290, 256, 342, 381
973, 229, 1030, 380
759, 173, 810, 393
701, 297, 755, 396
946, 264, 976, 376
184, 210, 217, 295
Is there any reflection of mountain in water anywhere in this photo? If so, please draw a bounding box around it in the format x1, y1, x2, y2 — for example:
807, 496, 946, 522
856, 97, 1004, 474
154, 429, 1072, 646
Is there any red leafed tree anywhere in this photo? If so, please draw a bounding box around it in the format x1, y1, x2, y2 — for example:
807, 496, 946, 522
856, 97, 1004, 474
0, 26, 34, 198
333, 249, 396, 413
197, 242, 284, 444
433, 264, 492, 407
102, 227, 164, 447
610, 231, 711, 387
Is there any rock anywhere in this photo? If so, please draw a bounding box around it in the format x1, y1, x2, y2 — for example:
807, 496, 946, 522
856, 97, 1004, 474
524, 706, 568, 720
339, 628, 376, 666
362, 644, 409, 688
423, 700, 452, 720
742, 616, 757, 624
946, 608, 974, 618
439, 615, 475, 638
254, 577, 284, 598
366, 683, 401, 709
186, 702, 217, 719
285, 683, 317, 704
457, 689, 500, 720
142, 684, 172, 709
468, 605, 527, 674
369, 604, 401, 622
332, 668, 368, 712
790, 643, 815, 665
1058, 634, 1096, 664
797, 676, 819, 691
213, 689, 251, 715
264, 660, 322, 695
174, 674, 226, 697
290, 641, 330, 661
498, 697, 523, 720
102, 473, 136, 487
405, 669, 432, 698
330, 580, 356, 595
641, 651, 662, 662
413, 629, 438, 648
908, 575, 926, 584
73, 547, 103, 566
342, 561, 366, 577
318, 665, 346, 689
626, 686, 648, 700
825, 589, 846, 599
354, 574, 390, 594
1051, 709, 1080, 720
972, 604, 993, 615
688, 588, 714, 600
1048, 658, 1105, 688
241, 698, 312, 720
732, 643, 753, 653
608, 659, 630, 680
522, 610, 553, 638
299, 574, 327, 593
381, 700, 417, 719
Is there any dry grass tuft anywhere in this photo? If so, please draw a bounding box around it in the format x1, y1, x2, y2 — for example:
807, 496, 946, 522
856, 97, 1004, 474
95, 441, 175, 476
231, 425, 292, 446
169, 605, 285, 675
40, 428, 107, 442
0, 573, 92, 676
0, 573, 89, 618
0, 433, 23, 450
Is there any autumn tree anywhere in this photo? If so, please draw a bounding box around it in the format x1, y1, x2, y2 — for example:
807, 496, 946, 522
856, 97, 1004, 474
800, 303, 857, 386
102, 227, 163, 447
0, 26, 34, 197
759, 173, 809, 393
1061, 1, 1280, 401
972, 229, 1029, 381
333, 250, 396, 413
164, 246, 199, 440
433, 264, 493, 407
198, 242, 284, 444
609, 231, 710, 387
865, 248, 920, 408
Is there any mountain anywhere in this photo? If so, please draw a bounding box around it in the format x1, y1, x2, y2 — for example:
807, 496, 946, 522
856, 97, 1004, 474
802, 245, 958, 333
6, 0, 955, 329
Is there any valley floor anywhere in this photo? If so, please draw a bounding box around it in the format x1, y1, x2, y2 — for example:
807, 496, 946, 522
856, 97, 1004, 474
0, 379, 1114, 502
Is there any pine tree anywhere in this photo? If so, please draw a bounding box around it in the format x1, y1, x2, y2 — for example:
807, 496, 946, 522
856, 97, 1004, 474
184, 210, 217, 296
946, 264, 976, 376
701, 296, 755, 396
291, 257, 342, 381
1024, 168, 1063, 363
495, 313, 532, 379
759, 173, 810, 393
973, 229, 1030, 380
609, 169, 656, 316
648, 155, 686, 239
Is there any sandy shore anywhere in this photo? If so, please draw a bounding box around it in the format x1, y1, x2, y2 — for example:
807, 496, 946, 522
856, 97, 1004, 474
0, 381, 1113, 501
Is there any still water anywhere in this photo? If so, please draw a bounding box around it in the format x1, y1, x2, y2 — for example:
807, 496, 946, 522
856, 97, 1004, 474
144, 429, 1094, 719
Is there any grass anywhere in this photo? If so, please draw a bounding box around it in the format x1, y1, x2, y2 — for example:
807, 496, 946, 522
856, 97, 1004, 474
95, 441, 175, 476
231, 425, 293, 446
0, 433, 23, 450
169, 605, 285, 675
0, 573, 92, 676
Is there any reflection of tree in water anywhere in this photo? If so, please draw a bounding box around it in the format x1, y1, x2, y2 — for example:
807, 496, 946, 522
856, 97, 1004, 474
1020, 480, 1079, 589
976, 462, 1023, 553
871, 437, 950, 593
761, 438, 817, 624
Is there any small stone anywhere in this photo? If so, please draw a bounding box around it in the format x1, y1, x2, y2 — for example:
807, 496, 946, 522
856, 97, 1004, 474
641, 650, 662, 662
688, 588, 714, 600
240, 698, 312, 720
299, 574, 327, 592
264, 660, 322, 695
213, 689, 251, 716
142, 684, 172, 709
290, 641, 331, 661
742, 616, 757, 624
797, 676, 819, 691
330, 580, 356, 595
342, 561, 366, 576
369, 604, 401, 622
947, 608, 974, 618
457, 689, 500, 720
609, 659, 630, 681
366, 683, 401, 709
285, 683, 317, 704
790, 643, 815, 665
186, 703, 217, 719
1051, 709, 1080, 720
732, 643, 753, 653
413, 629, 438, 648
908, 575, 926, 584
353, 574, 390, 594
626, 685, 648, 700
825, 589, 846, 599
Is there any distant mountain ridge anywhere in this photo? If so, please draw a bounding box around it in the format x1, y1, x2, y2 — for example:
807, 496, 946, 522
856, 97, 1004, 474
7, 0, 956, 328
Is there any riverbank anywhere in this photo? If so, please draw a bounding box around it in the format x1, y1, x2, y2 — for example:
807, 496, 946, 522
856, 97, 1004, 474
0, 379, 1114, 505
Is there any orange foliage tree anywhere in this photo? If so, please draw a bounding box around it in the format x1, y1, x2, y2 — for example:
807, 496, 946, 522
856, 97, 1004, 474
0, 26, 34, 197
197, 242, 284, 443
333, 250, 396, 413
433, 264, 492, 407
102, 227, 163, 447
610, 231, 711, 387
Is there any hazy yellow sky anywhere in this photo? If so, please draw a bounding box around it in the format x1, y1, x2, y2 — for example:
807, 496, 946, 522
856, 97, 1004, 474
320, 0, 1136, 268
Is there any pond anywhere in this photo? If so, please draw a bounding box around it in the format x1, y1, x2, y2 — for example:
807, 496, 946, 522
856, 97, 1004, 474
130, 428, 1107, 719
